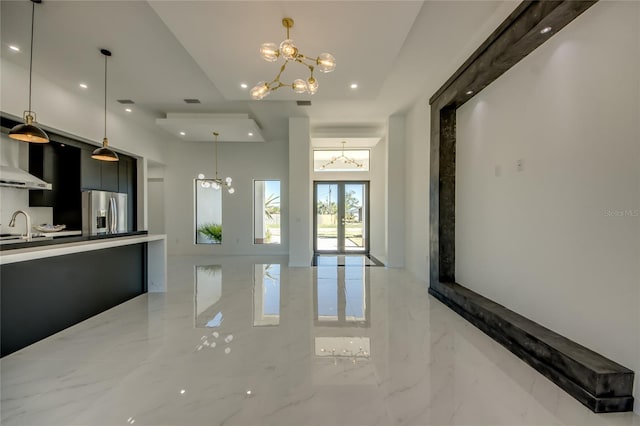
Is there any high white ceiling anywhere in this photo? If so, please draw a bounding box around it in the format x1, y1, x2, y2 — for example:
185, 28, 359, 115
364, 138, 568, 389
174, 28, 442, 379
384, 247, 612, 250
0, 0, 518, 149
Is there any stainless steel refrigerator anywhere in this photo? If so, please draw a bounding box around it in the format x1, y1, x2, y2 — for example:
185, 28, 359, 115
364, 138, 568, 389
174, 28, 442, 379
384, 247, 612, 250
82, 190, 128, 234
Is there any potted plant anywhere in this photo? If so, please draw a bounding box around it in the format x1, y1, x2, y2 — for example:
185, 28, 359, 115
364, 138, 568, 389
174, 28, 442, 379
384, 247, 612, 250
198, 223, 222, 243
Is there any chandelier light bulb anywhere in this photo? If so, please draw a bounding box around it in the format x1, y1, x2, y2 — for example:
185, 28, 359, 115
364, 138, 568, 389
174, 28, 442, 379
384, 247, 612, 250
197, 173, 205, 179
292, 79, 307, 93
250, 82, 269, 100
260, 43, 279, 62
212, 182, 220, 190
317, 53, 336, 73
228, 187, 235, 194
225, 177, 232, 184
307, 77, 318, 95
279, 39, 297, 59
202, 181, 211, 188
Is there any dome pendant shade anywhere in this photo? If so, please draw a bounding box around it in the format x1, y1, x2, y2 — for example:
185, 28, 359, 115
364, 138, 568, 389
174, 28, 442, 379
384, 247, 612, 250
93, 48, 119, 162
92, 138, 119, 162
9, 113, 49, 143
13, 0, 49, 143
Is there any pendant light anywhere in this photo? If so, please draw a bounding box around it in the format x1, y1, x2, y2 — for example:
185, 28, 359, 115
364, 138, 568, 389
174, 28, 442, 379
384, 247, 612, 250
197, 132, 234, 194
92, 49, 119, 162
9, 0, 49, 143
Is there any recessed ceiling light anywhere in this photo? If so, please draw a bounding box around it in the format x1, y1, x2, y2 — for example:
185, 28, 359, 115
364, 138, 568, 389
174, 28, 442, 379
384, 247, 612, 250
179, 131, 186, 136
9, 45, 20, 52
248, 132, 253, 136
540, 26, 552, 34
79, 83, 88, 89
125, 108, 132, 113
466, 90, 474, 95
240, 83, 248, 89
350, 83, 358, 89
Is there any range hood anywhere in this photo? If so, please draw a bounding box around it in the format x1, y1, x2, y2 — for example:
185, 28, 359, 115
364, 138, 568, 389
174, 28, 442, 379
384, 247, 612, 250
0, 165, 52, 190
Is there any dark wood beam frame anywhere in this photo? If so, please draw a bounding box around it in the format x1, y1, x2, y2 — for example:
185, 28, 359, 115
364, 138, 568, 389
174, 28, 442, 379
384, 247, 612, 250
428, 0, 635, 413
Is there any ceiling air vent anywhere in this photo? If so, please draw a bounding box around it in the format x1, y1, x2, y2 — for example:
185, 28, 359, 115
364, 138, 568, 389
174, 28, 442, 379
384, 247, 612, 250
184, 99, 201, 104
296, 100, 312, 106
117, 99, 135, 104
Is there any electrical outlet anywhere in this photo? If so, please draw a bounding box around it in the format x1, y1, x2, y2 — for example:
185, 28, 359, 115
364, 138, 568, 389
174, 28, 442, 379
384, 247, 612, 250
516, 159, 524, 172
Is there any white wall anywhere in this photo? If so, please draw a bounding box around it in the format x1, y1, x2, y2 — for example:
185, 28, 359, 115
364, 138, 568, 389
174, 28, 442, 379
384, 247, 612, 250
386, 116, 405, 267
456, 1, 640, 412
163, 136, 289, 256
404, 94, 430, 282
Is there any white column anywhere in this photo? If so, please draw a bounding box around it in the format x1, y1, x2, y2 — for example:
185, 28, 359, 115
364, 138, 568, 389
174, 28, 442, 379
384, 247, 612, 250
288, 117, 312, 266
386, 116, 405, 267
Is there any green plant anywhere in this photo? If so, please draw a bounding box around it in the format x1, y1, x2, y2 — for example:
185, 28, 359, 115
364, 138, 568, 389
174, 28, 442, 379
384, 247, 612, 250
264, 193, 280, 220
198, 223, 222, 243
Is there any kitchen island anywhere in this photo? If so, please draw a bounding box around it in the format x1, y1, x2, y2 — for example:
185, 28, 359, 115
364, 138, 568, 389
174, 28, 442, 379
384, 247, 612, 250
0, 233, 166, 357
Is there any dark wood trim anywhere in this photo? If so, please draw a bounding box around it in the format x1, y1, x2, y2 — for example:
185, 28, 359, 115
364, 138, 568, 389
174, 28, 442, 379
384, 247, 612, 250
428, 0, 635, 413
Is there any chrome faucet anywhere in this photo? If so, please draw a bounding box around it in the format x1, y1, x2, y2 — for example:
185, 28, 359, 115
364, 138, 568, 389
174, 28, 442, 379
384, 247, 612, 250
9, 210, 32, 241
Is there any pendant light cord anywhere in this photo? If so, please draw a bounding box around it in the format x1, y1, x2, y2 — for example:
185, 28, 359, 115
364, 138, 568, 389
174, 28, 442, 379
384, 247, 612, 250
214, 133, 219, 179
104, 54, 107, 139
28, 1, 35, 113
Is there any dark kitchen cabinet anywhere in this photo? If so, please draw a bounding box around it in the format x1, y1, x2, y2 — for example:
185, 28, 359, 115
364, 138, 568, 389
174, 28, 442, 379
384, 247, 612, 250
29, 142, 82, 230
118, 157, 130, 193
80, 148, 122, 193
117, 157, 136, 229
101, 161, 119, 192
80, 148, 102, 190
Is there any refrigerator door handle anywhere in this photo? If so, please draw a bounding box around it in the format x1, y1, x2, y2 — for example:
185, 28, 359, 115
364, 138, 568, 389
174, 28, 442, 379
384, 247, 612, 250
109, 197, 117, 233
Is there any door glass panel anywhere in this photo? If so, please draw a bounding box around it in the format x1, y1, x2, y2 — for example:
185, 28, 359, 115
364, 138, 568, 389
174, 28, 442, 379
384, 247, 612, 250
344, 184, 365, 252
316, 183, 338, 251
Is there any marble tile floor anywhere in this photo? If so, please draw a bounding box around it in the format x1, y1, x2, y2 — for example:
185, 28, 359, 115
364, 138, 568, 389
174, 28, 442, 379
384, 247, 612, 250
1, 255, 639, 426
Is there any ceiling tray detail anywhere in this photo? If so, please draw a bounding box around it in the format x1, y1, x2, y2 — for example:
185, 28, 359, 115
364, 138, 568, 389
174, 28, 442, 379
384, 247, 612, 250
156, 113, 264, 142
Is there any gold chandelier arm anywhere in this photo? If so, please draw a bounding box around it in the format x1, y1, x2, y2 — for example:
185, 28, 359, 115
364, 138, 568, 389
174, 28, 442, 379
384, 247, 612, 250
275, 62, 288, 79
295, 54, 318, 69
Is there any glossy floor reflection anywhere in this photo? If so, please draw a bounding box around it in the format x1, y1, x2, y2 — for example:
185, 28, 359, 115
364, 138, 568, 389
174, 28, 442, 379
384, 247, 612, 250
1, 255, 638, 426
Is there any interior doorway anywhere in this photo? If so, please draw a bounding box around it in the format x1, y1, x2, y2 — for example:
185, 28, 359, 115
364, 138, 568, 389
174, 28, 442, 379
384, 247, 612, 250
314, 181, 369, 254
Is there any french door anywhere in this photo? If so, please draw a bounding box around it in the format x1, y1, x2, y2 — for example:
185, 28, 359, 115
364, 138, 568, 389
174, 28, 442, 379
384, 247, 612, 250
313, 181, 369, 253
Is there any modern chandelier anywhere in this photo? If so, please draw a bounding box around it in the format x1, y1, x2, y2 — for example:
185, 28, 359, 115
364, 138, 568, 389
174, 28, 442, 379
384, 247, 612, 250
198, 132, 235, 194
251, 17, 336, 100
319, 141, 364, 170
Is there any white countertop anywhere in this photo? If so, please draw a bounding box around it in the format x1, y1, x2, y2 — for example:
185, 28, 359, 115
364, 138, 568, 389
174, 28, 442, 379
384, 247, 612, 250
0, 234, 166, 265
